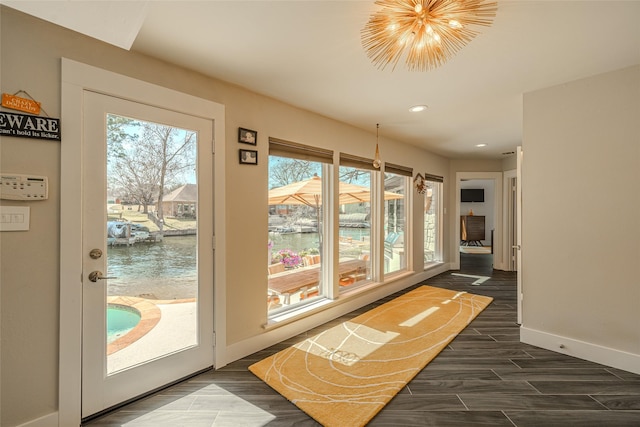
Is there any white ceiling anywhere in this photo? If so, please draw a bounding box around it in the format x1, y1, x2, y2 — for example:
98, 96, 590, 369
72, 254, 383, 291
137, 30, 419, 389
5, 1, 640, 159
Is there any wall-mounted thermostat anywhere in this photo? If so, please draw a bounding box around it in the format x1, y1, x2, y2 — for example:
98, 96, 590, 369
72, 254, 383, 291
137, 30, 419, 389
0, 173, 48, 200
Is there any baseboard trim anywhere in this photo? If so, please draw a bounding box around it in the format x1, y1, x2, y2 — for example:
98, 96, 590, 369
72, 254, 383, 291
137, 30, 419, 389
16, 412, 59, 427
521, 326, 640, 375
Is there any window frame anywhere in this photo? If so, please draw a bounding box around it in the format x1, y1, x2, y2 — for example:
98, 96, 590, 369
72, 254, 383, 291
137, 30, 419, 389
267, 139, 414, 320
383, 163, 412, 277
422, 175, 444, 268
337, 154, 376, 294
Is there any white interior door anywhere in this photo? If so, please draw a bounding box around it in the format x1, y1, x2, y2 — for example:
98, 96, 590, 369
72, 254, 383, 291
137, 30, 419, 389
516, 146, 523, 324
81, 90, 214, 418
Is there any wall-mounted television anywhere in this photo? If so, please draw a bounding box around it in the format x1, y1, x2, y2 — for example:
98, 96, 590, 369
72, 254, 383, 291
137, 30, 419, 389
461, 188, 484, 203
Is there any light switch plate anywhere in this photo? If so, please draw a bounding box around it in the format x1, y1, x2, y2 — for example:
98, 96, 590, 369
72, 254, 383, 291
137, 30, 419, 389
0, 206, 30, 231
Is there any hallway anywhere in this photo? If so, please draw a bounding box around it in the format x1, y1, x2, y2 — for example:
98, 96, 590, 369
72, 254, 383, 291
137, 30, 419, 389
87, 256, 640, 426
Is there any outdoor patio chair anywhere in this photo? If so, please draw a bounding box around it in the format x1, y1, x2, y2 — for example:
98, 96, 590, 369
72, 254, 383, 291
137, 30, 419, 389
268, 263, 285, 275
384, 232, 400, 259
267, 294, 281, 310
300, 286, 319, 299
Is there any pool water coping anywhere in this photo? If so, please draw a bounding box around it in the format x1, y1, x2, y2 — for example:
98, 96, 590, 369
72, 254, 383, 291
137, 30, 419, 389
106, 296, 196, 355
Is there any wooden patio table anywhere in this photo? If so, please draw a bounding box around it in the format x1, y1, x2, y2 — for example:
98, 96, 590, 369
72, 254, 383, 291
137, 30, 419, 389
268, 259, 366, 304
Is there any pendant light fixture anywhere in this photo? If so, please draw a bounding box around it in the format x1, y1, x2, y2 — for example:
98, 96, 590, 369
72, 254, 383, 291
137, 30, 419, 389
361, 0, 497, 72
373, 123, 381, 169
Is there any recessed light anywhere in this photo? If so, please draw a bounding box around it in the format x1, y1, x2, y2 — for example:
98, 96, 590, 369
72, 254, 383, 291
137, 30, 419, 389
475, 143, 488, 147
409, 105, 428, 112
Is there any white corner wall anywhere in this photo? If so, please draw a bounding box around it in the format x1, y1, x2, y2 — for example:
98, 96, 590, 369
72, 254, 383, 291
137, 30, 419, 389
521, 65, 640, 374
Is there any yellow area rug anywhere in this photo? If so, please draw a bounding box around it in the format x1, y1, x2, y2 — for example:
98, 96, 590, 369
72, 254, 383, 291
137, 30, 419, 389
249, 285, 493, 426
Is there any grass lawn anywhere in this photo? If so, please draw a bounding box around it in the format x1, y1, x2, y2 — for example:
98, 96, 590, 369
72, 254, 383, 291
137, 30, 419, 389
107, 205, 196, 232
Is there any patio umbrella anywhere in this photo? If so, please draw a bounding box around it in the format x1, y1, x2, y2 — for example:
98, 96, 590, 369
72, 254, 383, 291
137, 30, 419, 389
268, 175, 403, 248
268, 175, 402, 207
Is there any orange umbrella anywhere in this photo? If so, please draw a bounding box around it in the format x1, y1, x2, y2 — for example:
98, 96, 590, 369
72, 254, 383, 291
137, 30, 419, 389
268, 175, 402, 253
268, 175, 402, 207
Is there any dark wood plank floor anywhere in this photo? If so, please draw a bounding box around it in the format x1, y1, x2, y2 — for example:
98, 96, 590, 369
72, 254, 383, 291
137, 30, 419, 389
86, 254, 640, 426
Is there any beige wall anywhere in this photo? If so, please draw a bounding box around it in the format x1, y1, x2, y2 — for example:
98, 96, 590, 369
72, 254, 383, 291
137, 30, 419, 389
501, 154, 517, 171
522, 66, 640, 363
0, 8, 450, 426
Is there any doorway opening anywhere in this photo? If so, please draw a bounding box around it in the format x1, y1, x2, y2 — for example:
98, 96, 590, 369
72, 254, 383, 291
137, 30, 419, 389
454, 172, 503, 271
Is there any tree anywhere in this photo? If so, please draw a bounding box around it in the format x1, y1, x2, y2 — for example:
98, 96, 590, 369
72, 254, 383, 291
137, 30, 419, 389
106, 114, 139, 163
339, 167, 369, 184
269, 157, 315, 189
109, 153, 160, 213
108, 120, 196, 233
146, 123, 196, 229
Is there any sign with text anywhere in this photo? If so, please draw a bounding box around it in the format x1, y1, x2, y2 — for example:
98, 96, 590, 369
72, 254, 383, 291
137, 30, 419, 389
2, 93, 41, 115
0, 111, 61, 141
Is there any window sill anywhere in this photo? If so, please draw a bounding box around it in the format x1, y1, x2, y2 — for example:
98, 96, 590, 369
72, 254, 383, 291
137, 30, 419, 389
424, 261, 445, 271
263, 270, 415, 331
263, 297, 335, 330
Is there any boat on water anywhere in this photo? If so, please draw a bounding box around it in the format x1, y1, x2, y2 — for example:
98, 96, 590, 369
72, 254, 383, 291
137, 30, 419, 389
107, 221, 153, 246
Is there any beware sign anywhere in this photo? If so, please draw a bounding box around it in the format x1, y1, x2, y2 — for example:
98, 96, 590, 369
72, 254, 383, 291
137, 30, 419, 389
0, 111, 60, 141
2, 93, 41, 115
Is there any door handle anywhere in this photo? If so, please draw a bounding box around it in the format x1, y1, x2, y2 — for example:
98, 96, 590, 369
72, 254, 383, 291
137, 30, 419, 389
512, 245, 521, 250
88, 271, 118, 282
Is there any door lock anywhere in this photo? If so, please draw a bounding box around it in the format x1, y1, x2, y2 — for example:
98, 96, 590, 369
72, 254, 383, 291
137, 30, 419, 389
88, 271, 117, 282
89, 248, 103, 259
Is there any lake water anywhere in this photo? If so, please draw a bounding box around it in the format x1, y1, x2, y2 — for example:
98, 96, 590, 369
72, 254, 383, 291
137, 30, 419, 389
107, 235, 197, 300
269, 228, 370, 252
107, 228, 371, 299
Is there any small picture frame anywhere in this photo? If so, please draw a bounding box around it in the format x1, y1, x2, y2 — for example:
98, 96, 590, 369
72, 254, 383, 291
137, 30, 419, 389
238, 127, 257, 145
239, 149, 258, 165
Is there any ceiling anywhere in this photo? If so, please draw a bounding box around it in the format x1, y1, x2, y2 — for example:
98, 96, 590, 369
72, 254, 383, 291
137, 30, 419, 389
5, 1, 640, 159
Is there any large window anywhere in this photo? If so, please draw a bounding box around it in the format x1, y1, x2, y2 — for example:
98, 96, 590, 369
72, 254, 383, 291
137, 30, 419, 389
384, 163, 411, 275
422, 174, 444, 266
337, 155, 375, 292
267, 139, 332, 311
267, 138, 411, 314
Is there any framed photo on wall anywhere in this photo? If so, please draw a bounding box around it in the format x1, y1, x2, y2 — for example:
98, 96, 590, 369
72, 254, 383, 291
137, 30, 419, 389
238, 127, 257, 145
239, 149, 258, 165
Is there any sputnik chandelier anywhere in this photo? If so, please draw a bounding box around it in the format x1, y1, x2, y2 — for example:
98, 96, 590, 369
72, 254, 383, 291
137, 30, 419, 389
361, 0, 497, 71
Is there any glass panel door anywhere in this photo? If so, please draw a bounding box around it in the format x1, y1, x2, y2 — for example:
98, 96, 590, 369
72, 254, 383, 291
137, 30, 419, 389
82, 91, 214, 418
105, 113, 199, 373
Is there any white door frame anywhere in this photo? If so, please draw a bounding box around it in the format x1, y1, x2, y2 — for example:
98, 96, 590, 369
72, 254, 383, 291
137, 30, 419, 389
453, 172, 503, 271
502, 169, 517, 271
516, 146, 523, 324
60, 58, 227, 426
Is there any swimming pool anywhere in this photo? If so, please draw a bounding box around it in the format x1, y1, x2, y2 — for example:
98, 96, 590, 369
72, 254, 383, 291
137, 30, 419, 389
107, 304, 141, 344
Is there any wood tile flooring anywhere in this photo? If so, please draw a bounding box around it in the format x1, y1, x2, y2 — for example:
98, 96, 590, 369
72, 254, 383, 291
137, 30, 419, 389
86, 254, 640, 426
